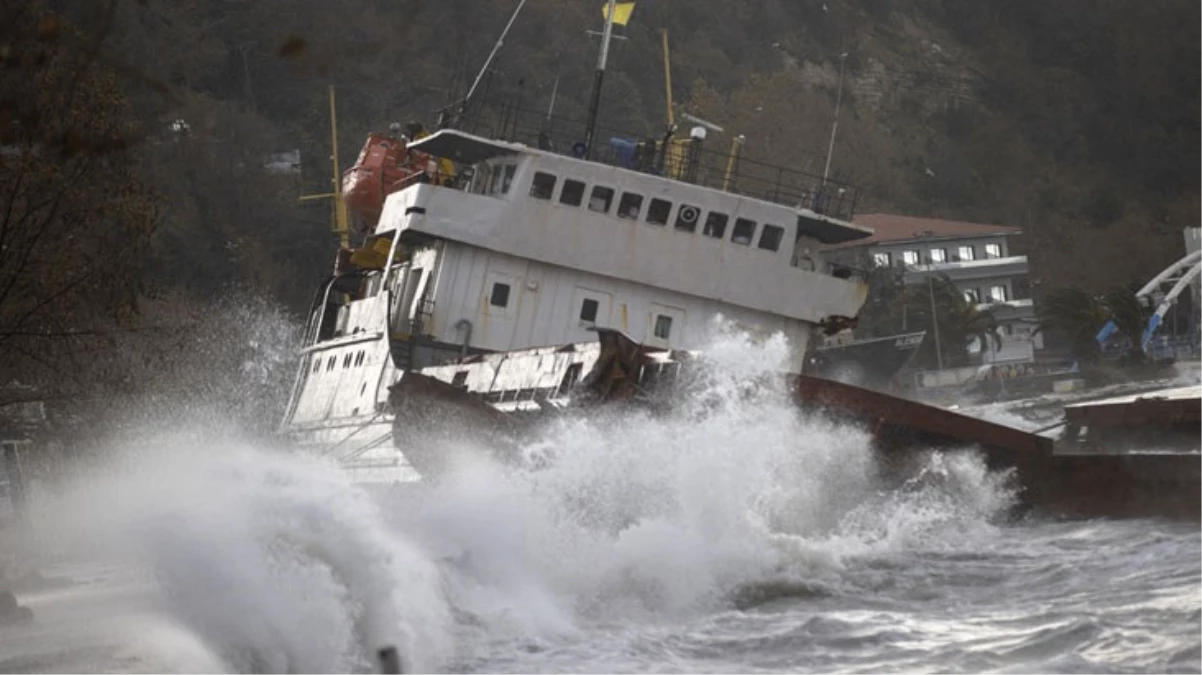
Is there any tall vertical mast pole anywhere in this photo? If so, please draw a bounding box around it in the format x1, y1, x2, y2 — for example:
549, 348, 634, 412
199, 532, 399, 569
329, 85, 349, 247
583, 0, 617, 160
661, 29, 675, 127
822, 52, 847, 185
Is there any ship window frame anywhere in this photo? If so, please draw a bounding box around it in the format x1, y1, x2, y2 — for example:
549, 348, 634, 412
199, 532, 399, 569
646, 198, 672, 226
312, 359, 321, 374
489, 282, 511, 308
500, 164, 517, 194
731, 217, 757, 245
674, 204, 701, 232
653, 314, 673, 339
580, 298, 599, 323
488, 164, 504, 194
588, 186, 614, 214
530, 171, 556, 200
703, 211, 729, 239
758, 224, 785, 252
617, 192, 643, 220
327, 356, 336, 371
559, 178, 586, 207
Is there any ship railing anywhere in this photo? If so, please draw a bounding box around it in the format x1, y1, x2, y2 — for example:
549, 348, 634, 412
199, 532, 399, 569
452, 102, 859, 221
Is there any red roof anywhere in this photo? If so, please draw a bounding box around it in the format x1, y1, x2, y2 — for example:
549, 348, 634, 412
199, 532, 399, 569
830, 213, 1022, 248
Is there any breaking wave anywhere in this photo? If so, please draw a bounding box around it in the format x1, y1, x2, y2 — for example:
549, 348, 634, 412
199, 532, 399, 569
26, 320, 1017, 672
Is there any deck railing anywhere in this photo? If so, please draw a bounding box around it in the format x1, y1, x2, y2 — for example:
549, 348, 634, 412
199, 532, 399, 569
446, 102, 860, 221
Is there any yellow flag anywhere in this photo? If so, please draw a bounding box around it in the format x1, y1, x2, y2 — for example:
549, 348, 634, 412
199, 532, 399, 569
602, 2, 636, 26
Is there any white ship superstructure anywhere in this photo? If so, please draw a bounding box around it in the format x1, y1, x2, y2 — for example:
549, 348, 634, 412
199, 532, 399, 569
280, 128, 873, 479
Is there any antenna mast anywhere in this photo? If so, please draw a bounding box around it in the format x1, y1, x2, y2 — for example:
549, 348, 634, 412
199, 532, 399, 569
583, 0, 618, 160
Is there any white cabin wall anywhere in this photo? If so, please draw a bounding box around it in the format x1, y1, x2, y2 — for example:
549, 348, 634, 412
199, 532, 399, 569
427, 243, 815, 371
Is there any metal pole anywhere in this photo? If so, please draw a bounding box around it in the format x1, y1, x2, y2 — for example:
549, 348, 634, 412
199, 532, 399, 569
583, 0, 618, 160
822, 52, 847, 184
662, 29, 675, 127
928, 269, 944, 370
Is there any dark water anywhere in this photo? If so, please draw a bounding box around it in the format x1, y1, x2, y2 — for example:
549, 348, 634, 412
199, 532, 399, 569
4, 333, 1199, 673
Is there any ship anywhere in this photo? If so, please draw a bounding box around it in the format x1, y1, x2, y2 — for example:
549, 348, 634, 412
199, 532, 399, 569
277, 3, 881, 480
805, 330, 926, 389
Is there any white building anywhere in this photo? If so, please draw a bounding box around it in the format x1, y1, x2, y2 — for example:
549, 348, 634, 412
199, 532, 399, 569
826, 213, 1040, 363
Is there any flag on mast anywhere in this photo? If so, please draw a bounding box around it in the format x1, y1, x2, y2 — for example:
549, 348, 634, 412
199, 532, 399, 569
602, 2, 636, 26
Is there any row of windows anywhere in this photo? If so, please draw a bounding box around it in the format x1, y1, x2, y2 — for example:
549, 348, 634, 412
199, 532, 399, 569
488, 281, 674, 339
311, 349, 368, 374
873, 243, 1004, 267
530, 170, 786, 252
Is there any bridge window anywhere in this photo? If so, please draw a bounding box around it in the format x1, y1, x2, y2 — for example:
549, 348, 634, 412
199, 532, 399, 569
654, 314, 673, 339
703, 212, 728, 238
929, 247, 947, 263
490, 282, 511, 308
580, 298, 599, 322
618, 192, 643, 219
647, 198, 672, 226
500, 164, 516, 194
560, 179, 586, 207
674, 204, 701, 232
985, 243, 1002, 259
758, 224, 785, 251
327, 356, 336, 371
530, 171, 556, 200
312, 359, 320, 374
957, 245, 975, 261
731, 218, 756, 245
588, 186, 614, 213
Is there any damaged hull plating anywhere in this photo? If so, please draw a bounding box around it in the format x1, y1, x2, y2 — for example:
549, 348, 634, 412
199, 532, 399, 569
391, 329, 1199, 521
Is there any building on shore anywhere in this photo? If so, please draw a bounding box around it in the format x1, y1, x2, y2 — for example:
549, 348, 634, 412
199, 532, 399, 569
825, 213, 1040, 365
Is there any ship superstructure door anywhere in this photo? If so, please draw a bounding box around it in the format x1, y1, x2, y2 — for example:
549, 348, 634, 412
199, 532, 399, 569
646, 302, 685, 349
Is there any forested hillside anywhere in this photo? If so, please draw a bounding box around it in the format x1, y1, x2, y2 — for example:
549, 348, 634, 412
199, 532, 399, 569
2, 0, 1198, 405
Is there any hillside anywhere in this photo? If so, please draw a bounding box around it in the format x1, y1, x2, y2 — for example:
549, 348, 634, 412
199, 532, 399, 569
97, 0, 1200, 299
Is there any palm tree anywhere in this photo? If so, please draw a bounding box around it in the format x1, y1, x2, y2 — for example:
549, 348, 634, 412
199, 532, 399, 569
1035, 285, 1148, 362
904, 274, 1001, 368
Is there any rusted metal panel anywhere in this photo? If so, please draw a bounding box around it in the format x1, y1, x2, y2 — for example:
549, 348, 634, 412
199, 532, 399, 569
794, 375, 1053, 456
1062, 385, 1201, 428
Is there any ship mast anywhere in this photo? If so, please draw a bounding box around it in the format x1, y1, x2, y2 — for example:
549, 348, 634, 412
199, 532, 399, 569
583, 0, 618, 160
299, 85, 350, 247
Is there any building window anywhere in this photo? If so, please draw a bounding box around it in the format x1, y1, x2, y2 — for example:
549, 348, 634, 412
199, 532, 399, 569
902, 250, 920, 266
530, 171, 556, 200
731, 218, 756, 245
501, 164, 516, 194
559, 179, 586, 207
646, 198, 672, 225
758, 224, 785, 252
675, 204, 701, 232
985, 243, 1002, 259
580, 298, 599, 322
588, 186, 614, 213
989, 285, 1008, 303
654, 314, 673, 339
489, 282, 510, 308
703, 212, 728, 238
957, 245, 975, 261
929, 248, 947, 263
618, 192, 643, 219
873, 252, 891, 267
964, 288, 980, 303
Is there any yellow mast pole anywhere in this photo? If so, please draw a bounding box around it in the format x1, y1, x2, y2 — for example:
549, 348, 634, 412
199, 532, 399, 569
661, 29, 674, 127
299, 85, 350, 248
722, 134, 745, 192
329, 85, 350, 247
